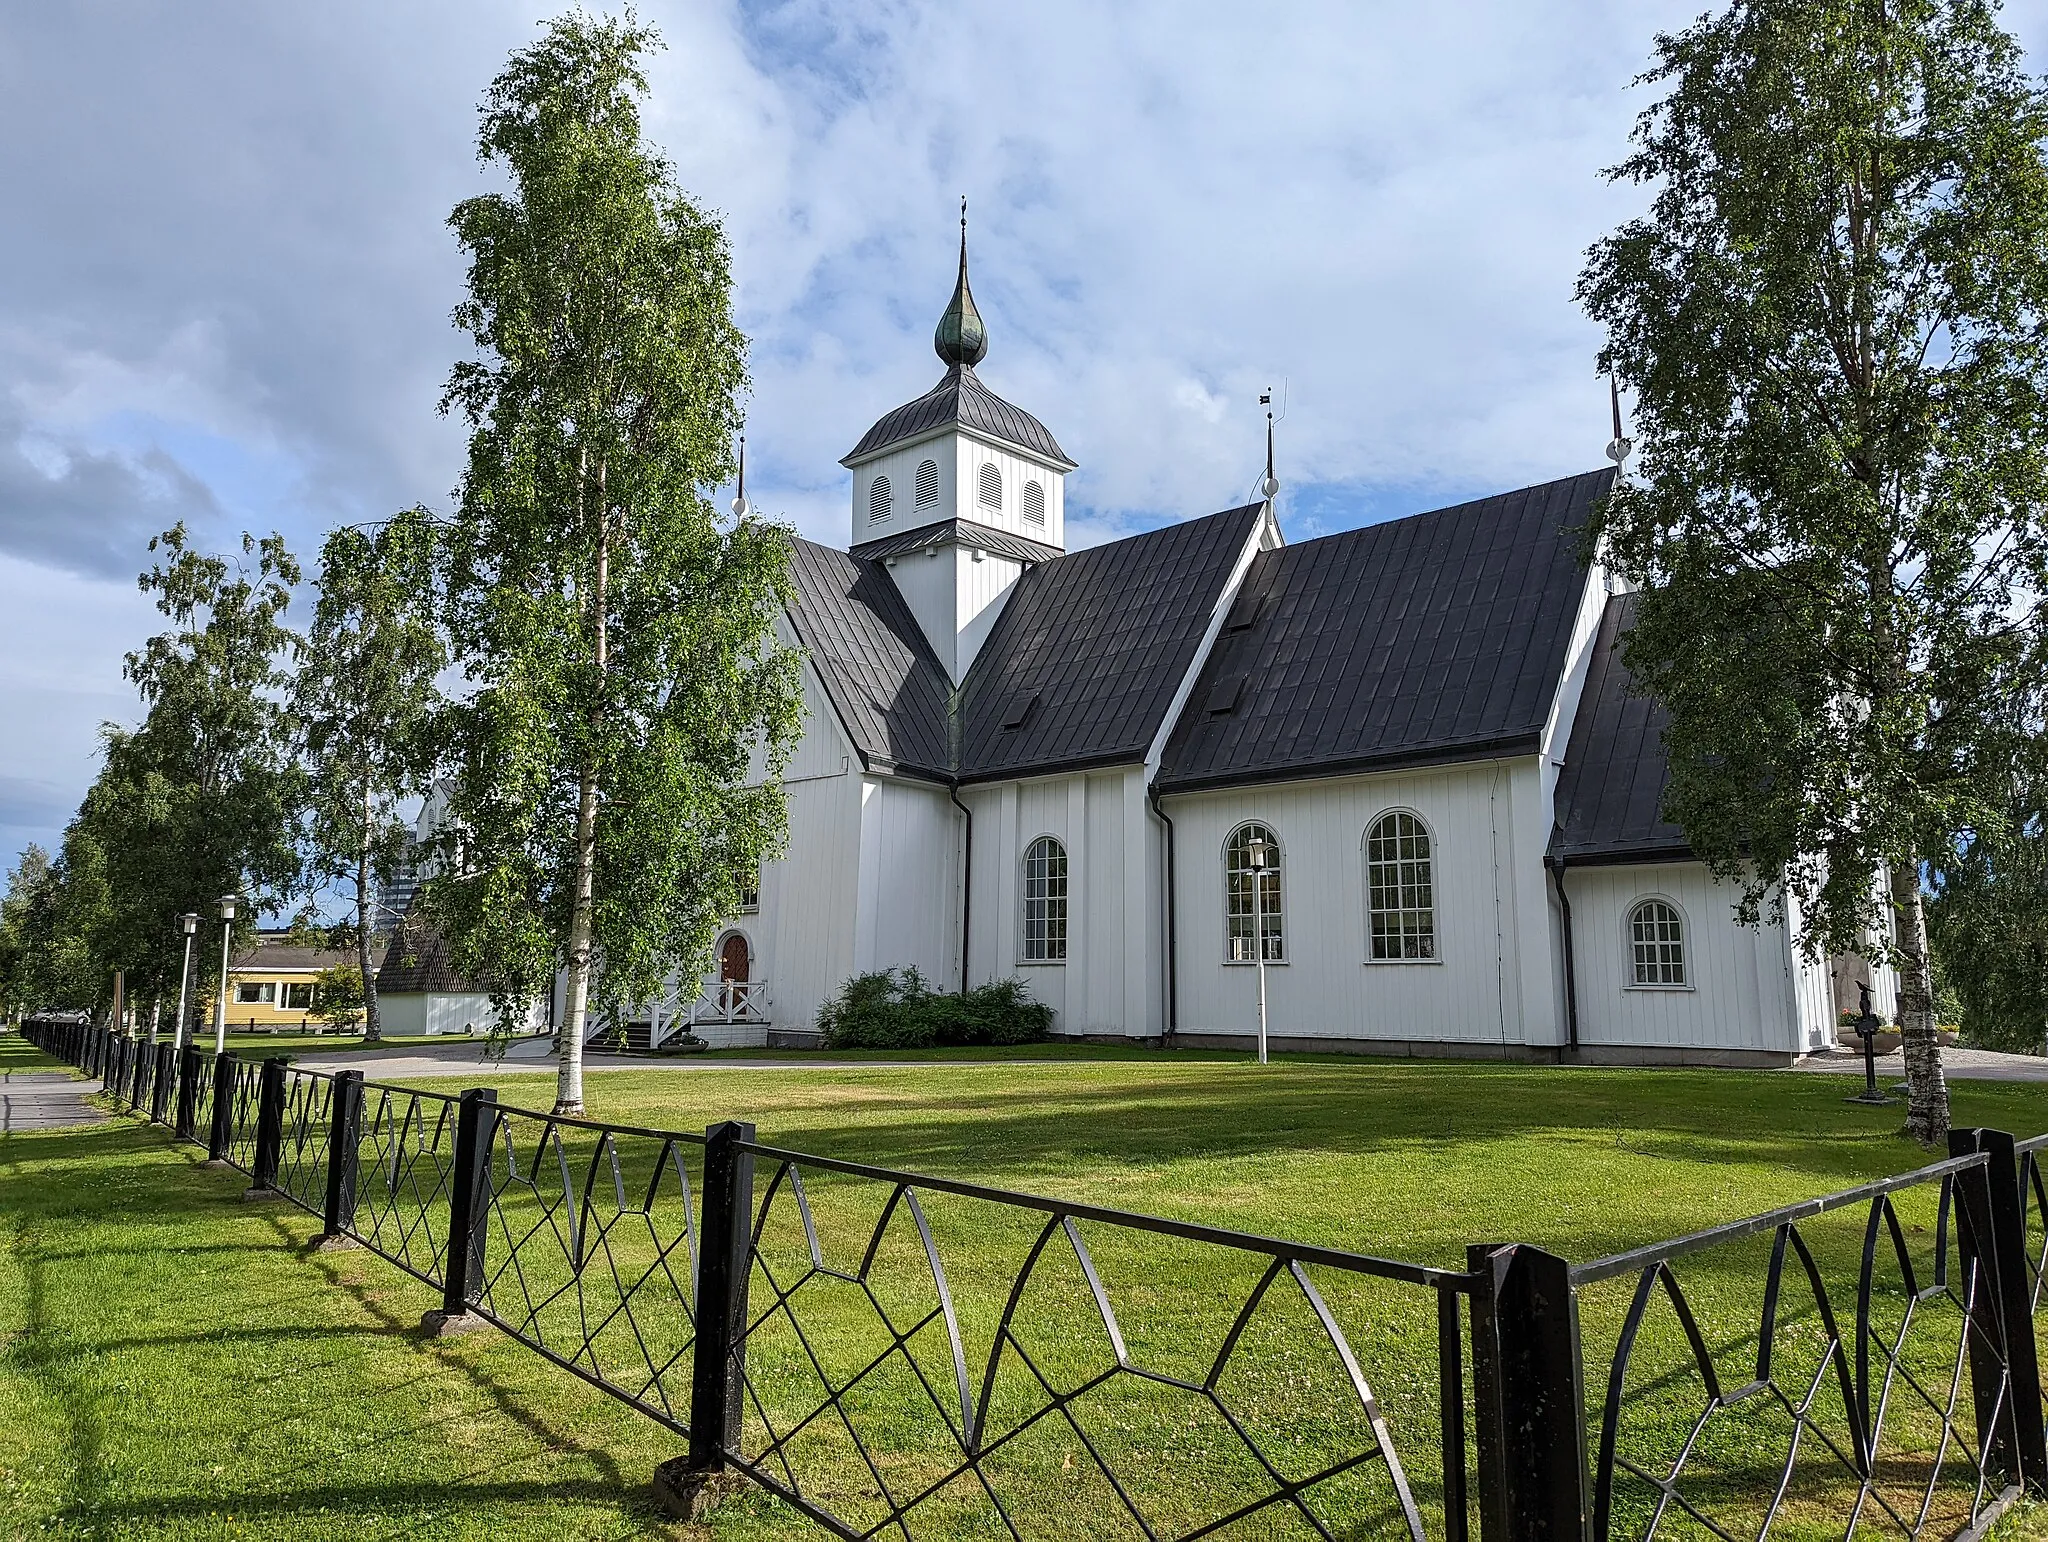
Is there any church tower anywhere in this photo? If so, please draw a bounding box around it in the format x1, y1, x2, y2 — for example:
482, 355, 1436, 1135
841, 210, 1075, 680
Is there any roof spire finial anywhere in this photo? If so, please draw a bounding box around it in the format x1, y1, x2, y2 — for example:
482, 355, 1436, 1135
730, 433, 750, 520
934, 196, 988, 368
1259, 389, 1280, 505
1605, 374, 1633, 471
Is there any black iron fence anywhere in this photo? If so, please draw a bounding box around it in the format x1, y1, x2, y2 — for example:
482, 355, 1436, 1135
19, 1018, 2048, 1541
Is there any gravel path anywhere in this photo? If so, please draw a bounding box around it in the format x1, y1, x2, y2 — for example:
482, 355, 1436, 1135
0, 1067, 106, 1131
1788, 1043, 2048, 1083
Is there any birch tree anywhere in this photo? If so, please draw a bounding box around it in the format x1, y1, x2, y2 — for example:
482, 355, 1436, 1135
1579, 0, 2048, 1141
294, 506, 446, 1042
434, 13, 801, 1113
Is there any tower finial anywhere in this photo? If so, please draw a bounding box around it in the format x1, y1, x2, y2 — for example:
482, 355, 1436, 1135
1605, 375, 1633, 470
730, 433, 750, 519
1259, 389, 1279, 504
935, 196, 988, 368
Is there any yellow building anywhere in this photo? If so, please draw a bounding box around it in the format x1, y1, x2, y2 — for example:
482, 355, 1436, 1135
221, 932, 357, 1032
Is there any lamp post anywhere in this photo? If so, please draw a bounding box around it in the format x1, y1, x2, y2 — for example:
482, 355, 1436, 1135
213, 894, 238, 1056
173, 912, 198, 1051
1846, 980, 1890, 1105
1247, 835, 1271, 1066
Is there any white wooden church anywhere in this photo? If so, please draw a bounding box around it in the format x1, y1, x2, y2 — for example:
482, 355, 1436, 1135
655, 240, 1888, 1064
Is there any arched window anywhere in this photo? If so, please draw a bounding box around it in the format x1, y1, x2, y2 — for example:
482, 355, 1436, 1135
917, 459, 940, 509
1366, 811, 1435, 960
1629, 899, 1687, 987
1022, 480, 1046, 526
979, 463, 1003, 511
1225, 823, 1283, 962
1022, 836, 1067, 962
869, 475, 892, 524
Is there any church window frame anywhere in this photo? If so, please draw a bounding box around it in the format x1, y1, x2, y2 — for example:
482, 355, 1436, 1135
1626, 897, 1690, 989
916, 459, 940, 509
1223, 822, 1285, 964
979, 462, 1003, 512
1365, 810, 1438, 962
869, 475, 892, 524
1022, 480, 1046, 526
1021, 835, 1068, 964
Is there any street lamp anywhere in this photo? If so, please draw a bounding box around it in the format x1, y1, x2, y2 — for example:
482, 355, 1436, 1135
213, 894, 238, 1056
1246, 835, 1272, 1066
173, 912, 198, 1051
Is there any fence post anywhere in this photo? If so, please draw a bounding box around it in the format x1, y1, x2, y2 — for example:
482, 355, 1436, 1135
1950, 1128, 2048, 1495
243, 1057, 289, 1199
151, 1042, 175, 1123
421, 1087, 498, 1335
657, 1119, 758, 1520
1467, 1243, 1588, 1542
315, 1071, 365, 1249
204, 1053, 236, 1166
175, 1045, 201, 1140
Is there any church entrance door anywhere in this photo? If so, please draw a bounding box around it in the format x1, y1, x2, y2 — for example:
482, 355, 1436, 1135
718, 933, 751, 1015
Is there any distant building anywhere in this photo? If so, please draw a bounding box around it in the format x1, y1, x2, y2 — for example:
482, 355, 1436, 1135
224, 931, 355, 1032
370, 833, 420, 938
373, 907, 546, 1038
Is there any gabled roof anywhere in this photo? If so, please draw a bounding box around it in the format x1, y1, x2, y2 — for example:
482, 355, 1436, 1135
956, 504, 1266, 782
1157, 469, 1612, 792
842, 364, 1075, 469
230, 943, 353, 974
1549, 591, 1691, 866
784, 537, 953, 781
851, 517, 1062, 567
374, 915, 471, 995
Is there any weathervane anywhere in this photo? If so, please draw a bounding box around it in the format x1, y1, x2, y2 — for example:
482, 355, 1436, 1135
731, 434, 750, 520
1259, 388, 1280, 506
1606, 375, 1633, 471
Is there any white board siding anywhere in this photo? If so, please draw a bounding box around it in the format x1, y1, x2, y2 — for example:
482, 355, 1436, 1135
851, 431, 1067, 552
856, 776, 960, 988
1166, 759, 1556, 1046
1565, 863, 1801, 1055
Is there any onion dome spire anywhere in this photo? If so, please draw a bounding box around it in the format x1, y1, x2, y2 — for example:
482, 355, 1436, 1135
934, 196, 988, 368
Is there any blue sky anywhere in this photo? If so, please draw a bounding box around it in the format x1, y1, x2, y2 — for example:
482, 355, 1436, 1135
5, 0, 2048, 877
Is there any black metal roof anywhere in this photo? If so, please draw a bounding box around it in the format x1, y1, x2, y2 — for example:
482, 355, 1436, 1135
851, 517, 1063, 567
842, 364, 1075, 469
373, 914, 471, 995
784, 538, 953, 781
956, 504, 1266, 782
1549, 591, 1692, 866
1156, 469, 1612, 792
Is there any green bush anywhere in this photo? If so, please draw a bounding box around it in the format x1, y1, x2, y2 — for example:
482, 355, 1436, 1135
816, 969, 1054, 1049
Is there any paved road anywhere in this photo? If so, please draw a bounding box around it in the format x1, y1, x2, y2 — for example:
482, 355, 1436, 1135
0, 1067, 106, 1132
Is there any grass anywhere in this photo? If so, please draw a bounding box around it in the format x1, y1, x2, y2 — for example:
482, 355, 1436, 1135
5, 1031, 2045, 1539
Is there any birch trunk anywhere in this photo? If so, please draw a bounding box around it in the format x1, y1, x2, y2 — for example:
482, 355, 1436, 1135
557, 453, 607, 1116
358, 781, 382, 1042
1891, 861, 1950, 1144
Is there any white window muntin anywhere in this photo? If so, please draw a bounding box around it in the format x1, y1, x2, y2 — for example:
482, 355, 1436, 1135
1365, 809, 1437, 962
1021, 835, 1068, 963
1626, 897, 1690, 988
1223, 822, 1284, 963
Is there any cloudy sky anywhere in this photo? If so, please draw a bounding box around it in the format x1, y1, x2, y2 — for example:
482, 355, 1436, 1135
6, 0, 2047, 879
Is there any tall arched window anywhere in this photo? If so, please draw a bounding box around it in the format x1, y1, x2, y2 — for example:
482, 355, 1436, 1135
1022, 836, 1067, 962
1022, 480, 1046, 526
916, 459, 940, 509
1225, 823, 1284, 962
869, 475, 892, 524
1366, 811, 1435, 960
979, 463, 1003, 511
1629, 899, 1687, 986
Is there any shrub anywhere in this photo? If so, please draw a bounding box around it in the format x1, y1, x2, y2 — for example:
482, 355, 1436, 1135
817, 969, 1053, 1050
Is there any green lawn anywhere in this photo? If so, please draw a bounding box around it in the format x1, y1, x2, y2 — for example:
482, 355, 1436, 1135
4, 1032, 2044, 1539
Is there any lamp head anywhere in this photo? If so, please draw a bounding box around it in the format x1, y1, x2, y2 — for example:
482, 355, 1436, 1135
217, 894, 238, 922
180, 912, 198, 936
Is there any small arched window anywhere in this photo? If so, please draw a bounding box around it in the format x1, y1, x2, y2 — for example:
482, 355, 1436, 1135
1022, 480, 1046, 526
917, 459, 940, 509
869, 475, 892, 524
1366, 811, 1436, 960
1022, 836, 1067, 963
1225, 823, 1283, 962
1629, 899, 1687, 987
979, 463, 1003, 511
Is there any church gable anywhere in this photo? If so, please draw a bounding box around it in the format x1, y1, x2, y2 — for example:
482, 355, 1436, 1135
1157, 469, 1611, 793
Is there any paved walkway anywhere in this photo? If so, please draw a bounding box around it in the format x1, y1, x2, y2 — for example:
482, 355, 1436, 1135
0, 1067, 106, 1131
1788, 1043, 2048, 1083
